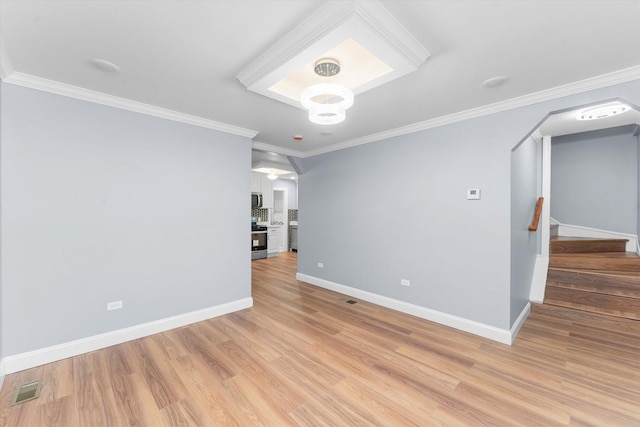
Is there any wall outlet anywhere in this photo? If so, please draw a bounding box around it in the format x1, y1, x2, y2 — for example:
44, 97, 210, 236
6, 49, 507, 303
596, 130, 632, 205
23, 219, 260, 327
400, 279, 411, 287
467, 188, 481, 200
107, 300, 123, 311
317, 262, 324, 268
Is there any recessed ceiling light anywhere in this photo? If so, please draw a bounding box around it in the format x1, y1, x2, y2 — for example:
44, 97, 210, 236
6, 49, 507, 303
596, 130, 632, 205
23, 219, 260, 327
482, 76, 509, 88
90, 58, 120, 73
576, 102, 630, 121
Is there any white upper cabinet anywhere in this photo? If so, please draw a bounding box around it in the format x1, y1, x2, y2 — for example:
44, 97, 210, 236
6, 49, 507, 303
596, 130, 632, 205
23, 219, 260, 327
251, 172, 273, 209
251, 172, 261, 193
261, 176, 273, 208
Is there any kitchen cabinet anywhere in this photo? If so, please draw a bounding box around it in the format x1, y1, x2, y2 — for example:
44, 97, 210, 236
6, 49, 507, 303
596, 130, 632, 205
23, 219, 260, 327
261, 176, 273, 209
250, 172, 273, 209
267, 226, 280, 257
251, 173, 261, 193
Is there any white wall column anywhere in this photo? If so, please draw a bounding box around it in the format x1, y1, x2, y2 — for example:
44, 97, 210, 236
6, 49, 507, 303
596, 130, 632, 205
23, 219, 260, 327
530, 135, 551, 302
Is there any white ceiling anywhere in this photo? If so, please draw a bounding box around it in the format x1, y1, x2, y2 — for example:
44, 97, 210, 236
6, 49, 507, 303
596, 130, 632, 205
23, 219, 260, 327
1, 0, 639, 157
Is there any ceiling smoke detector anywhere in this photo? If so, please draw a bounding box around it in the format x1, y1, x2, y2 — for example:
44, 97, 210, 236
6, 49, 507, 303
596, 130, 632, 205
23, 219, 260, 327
576, 102, 630, 121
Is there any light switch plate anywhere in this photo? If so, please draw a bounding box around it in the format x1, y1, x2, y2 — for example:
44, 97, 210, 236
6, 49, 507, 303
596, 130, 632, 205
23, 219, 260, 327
467, 188, 481, 200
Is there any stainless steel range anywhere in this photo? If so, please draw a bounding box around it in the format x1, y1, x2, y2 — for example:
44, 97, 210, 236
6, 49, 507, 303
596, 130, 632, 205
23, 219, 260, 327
251, 218, 267, 260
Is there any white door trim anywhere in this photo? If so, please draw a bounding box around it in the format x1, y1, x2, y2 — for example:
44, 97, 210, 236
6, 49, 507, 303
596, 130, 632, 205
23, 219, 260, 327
530, 135, 551, 302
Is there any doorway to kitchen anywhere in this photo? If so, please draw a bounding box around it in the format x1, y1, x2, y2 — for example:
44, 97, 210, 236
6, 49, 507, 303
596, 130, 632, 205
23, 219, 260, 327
273, 188, 288, 252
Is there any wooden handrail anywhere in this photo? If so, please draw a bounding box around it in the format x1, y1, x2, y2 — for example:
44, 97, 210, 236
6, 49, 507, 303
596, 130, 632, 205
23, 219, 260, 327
529, 197, 544, 231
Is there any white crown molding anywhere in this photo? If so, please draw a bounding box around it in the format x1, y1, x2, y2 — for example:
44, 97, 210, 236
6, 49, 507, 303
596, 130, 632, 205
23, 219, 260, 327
0, 37, 13, 80
252, 141, 305, 158
300, 65, 640, 158
352, 0, 429, 67
237, 1, 354, 88
1, 297, 253, 375
3, 72, 259, 138
237, 0, 430, 87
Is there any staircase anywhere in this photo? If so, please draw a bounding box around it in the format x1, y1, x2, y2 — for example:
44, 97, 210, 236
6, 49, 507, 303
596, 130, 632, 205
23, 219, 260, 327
544, 236, 640, 320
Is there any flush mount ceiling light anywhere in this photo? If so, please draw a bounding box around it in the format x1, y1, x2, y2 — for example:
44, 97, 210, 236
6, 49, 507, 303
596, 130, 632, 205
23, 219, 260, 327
576, 102, 630, 120
252, 165, 292, 178
266, 169, 278, 180
314, 58, 341, 77
301, 58, 354, 125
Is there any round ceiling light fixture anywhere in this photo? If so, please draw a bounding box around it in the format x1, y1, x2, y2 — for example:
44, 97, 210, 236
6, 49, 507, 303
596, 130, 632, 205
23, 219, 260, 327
576, 102, 630, 121
300, 58, 354, 125
482, 75, 509, 88
90, 58, 120, 73
308, 104, 346, 125
300, 83, 354, 111
266, 169, 278, 180
314, 58, 340, 77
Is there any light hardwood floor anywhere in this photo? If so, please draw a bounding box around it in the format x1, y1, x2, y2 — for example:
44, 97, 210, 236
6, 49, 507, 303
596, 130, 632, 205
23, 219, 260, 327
1, 252, 639, 426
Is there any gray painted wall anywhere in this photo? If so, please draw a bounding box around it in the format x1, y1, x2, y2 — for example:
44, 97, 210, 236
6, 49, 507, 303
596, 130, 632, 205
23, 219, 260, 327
637, 126, 640, 236
0, 81, 3, 365
300, 119, 515, 330
510, 136, 540, 325
298, 79, 640, 331
0, 82, 251, 356
551, 126, 638, 234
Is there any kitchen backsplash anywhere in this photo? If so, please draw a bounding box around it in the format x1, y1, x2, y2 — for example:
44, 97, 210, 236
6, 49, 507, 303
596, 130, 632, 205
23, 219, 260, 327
251, 208, 269, 221
251, 208, 297, 222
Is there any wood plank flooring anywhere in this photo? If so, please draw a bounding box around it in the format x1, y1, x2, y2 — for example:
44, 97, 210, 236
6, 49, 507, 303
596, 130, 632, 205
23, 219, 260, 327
1, 252, 639, 426
546, 237, 640, 319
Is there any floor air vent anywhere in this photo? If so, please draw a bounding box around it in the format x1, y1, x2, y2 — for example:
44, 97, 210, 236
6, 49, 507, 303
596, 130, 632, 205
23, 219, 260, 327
12, 381, 42, 405
346, 300, 357, 304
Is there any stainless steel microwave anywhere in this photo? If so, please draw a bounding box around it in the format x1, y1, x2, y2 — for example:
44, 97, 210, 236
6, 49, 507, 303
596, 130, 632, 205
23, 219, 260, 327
251, 192, 263, 208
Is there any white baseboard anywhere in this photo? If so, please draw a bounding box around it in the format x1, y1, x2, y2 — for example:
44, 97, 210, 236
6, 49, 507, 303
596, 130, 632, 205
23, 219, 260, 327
510, 302, 531, 344
530, 255, 550, 303
0, 297, 253, 376
296, 273, 529, 345
557, 223, 639, 253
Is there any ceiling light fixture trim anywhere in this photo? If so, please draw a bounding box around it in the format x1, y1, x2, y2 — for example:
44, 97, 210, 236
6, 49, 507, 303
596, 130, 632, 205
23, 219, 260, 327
300, 83, 354, 110
301, 58, 354, 125
309, 105, 346, 125
314, 58, 341, 77
236, 0, 430, 109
